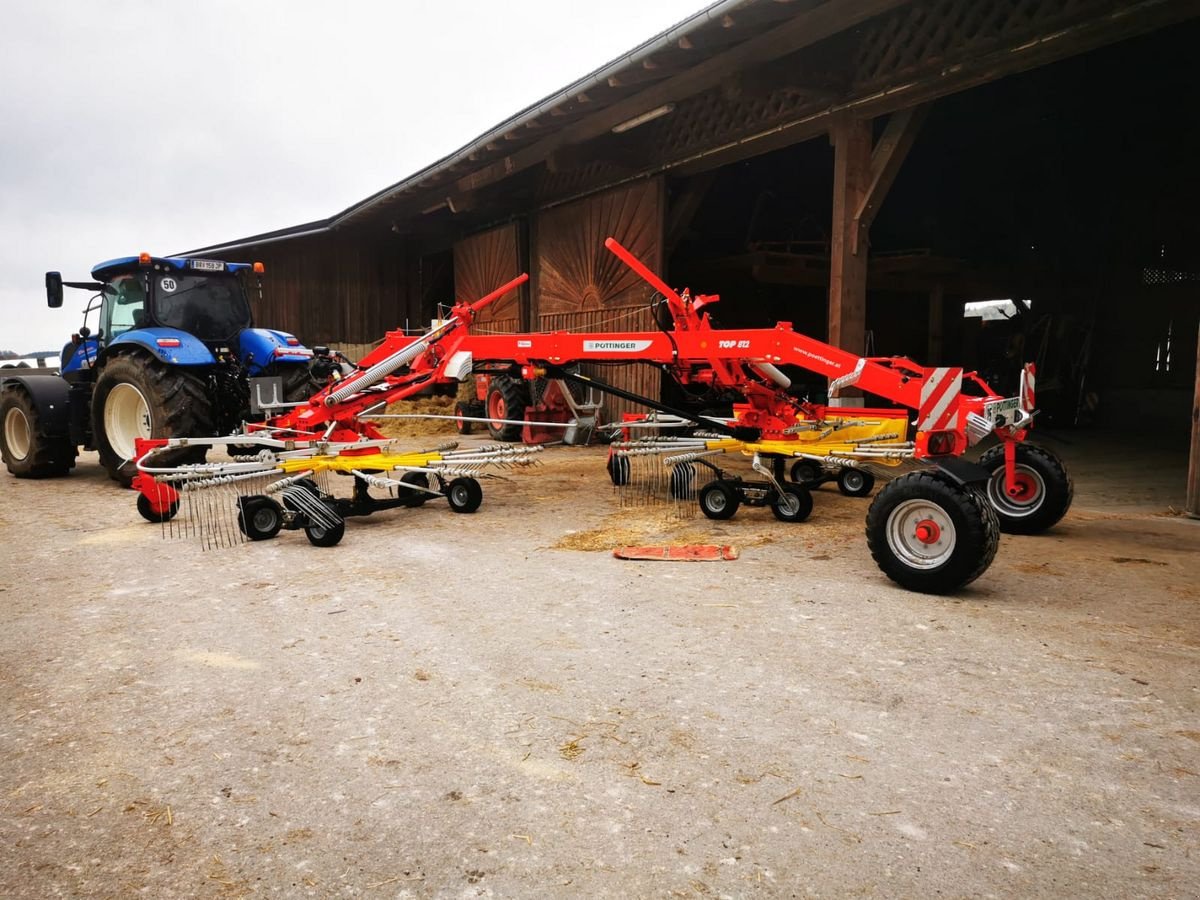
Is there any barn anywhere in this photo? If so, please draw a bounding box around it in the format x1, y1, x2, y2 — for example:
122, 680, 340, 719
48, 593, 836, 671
186, 0, 1200, 512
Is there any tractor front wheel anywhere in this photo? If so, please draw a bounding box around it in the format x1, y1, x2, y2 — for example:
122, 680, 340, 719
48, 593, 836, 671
92, 354, 212, 485
866, 471, 999, 594
978, 443, 1073, 534
0, 385, 76, 477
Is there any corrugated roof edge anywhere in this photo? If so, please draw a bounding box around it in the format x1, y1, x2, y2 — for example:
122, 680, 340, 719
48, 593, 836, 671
179, 0, 753, 256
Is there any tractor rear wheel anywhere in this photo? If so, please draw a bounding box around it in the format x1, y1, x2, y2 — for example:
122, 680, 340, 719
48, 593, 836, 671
866, 471, 999, 594
0, 385, 76, 477
92, 354, 212, 485
978, 443, 1073, 534
485, 376, 527, 442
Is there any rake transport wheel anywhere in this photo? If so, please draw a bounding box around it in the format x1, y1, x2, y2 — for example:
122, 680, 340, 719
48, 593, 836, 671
237, 495, 284, 541
837, 468, 876, 497
0, 385, 76, 477
92, 354, 211, 485
771, 485, 813, 523
790, 459, 823, 486
699, 479, 740, 520
137, 490, 180, 524
607, 452, 631, 486
445, 477, 483, 514
978, 443, 1073, 534
399, 472, 432, 507
304, 502, 346, 547
485, 375, 527, 441
866, 471, 1000, 594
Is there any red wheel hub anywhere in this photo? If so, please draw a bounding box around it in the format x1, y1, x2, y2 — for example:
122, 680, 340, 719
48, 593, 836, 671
1006, 472, 1037, 500
488, 392, 506, 422
914, 519, 941, 544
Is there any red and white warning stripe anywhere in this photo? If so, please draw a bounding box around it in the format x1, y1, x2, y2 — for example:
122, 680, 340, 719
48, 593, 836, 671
918, 367, 963, 432
1020, 364, 1036, 413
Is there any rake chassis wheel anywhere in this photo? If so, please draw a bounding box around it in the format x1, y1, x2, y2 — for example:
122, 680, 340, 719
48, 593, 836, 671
978, 443, 1073, 534
866, 471, 999, 594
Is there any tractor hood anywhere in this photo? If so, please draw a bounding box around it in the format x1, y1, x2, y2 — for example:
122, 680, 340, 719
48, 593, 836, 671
238, 328, 314, 377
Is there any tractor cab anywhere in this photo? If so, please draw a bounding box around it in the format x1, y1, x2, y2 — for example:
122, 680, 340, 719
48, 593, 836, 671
48, 254, 313, 384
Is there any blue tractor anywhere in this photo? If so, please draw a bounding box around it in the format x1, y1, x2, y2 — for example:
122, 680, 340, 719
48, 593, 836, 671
0, 253, 322, 483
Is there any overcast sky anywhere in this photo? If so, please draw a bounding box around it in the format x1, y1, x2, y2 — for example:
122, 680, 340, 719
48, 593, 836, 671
0, 0, 706, 354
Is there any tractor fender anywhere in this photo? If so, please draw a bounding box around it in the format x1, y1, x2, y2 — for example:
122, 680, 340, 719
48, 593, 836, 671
0, 374, 71, 436
238, 328, 314, 376
105, 328, 216, 367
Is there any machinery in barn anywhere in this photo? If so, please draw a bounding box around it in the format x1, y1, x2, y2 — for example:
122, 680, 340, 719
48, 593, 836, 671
128, 239, 1072, 594
0, 253, 326, 485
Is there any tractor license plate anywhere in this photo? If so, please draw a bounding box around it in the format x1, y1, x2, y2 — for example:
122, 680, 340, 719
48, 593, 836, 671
190, 258, 225, 271
983, 396, 1020, 424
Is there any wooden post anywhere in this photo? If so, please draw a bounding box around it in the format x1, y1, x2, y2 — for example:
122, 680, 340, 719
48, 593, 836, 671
1187, 318, 1200, 518
828, 106, 928, 403
827, 115, 872, 401
928, 282, 944, 365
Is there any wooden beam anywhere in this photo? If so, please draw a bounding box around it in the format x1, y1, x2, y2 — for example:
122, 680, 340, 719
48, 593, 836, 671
827, 115, 873, 384
927, 282, 944, 364
669, 0, 1200, 180
454, 0, 908, 195
665, 172, 715, 254
1188, 318, 1200, 518
851, 104, 929, 254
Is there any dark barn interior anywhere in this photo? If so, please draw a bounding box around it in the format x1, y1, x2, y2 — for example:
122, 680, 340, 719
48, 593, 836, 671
669, 21, 1200, 432
186, 0, 1200, 509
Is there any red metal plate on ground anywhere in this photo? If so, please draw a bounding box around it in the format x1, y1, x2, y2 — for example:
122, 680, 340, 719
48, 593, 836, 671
612, 545, 739, 561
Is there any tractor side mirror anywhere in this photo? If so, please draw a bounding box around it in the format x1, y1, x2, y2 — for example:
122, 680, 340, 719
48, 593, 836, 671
46, 272, 63, 308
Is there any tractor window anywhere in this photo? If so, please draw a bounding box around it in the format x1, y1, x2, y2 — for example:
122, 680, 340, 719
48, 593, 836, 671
103, 275, 146, 340
152, 273, 252, 342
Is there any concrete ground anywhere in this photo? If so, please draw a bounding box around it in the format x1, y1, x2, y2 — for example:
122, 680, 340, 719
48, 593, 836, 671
1, 430, 1197, 899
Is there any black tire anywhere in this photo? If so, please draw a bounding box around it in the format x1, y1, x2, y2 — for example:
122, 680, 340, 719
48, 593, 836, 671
237, 495, 284, 540
305, 512, 345, 547
771, 485, 813, 523
485, 376, 527, 442
453, 402, 474, 435
137, 490, 180, 523
790, 459, 823, 486
699, 480, 740, 520
837, 468, 876, 497
669, 463, 696, 499
92, 354, 211, 485
446, 477, 483, 514
267, 362, 322, 403
866, 471, 1000, 594
0, 385, 76, 477
978, 443, 1073, 534
607, 453, 631, 486
399, 471, 431, 507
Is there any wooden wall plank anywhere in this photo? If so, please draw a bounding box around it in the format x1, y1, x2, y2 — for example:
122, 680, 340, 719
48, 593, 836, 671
534, 179, 664, 421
